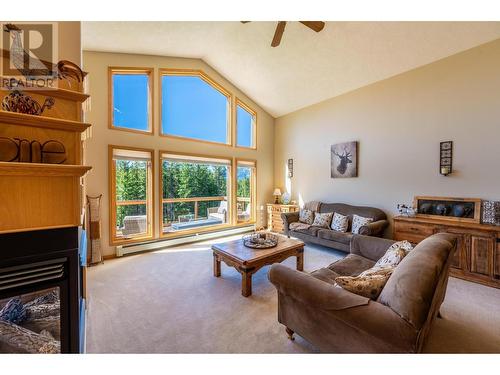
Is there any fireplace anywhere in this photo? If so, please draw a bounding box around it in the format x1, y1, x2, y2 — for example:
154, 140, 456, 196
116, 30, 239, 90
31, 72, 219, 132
0, 227, 83, 353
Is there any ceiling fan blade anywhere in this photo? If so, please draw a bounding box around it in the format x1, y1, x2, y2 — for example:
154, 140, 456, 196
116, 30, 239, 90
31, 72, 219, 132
271, 21, 287, 47
299, 21, 325, 32
240, 21, 251, 23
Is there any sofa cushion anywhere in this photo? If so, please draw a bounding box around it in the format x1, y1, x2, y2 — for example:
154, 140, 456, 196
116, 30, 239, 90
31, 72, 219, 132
331, 212, 349, 232
378, 233, 456, 329
289, 222, 311, 231
312, 212, 333, 228
310, 267, 340, 285
299, 209, 314, 224
351, 214, 373, 234
294, 225, 322, 237
317, 229, 352, 245
327, 254, 375, 276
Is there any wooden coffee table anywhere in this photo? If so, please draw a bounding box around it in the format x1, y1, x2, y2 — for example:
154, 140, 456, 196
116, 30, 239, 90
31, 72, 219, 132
212, 236, 304, 297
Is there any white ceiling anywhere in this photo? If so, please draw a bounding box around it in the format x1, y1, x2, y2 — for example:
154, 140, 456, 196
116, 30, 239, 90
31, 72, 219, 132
82, 21, 500, 117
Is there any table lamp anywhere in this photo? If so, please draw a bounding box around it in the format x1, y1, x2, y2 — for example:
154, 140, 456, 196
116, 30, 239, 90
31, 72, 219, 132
273, 188, 282, 204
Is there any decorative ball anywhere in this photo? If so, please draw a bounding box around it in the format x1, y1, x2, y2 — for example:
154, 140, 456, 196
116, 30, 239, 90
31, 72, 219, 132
452, 205, 465, 217
435, 204, 448, 215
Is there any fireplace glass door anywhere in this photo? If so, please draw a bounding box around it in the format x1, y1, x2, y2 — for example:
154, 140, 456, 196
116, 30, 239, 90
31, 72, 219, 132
0, 287, 61, 353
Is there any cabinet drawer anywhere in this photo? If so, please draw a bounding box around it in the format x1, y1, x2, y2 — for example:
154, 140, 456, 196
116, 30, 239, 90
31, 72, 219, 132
394, 221, 434, 236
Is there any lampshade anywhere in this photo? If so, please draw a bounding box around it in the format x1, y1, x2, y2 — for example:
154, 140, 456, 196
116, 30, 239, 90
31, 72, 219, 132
273, 188, 282, 196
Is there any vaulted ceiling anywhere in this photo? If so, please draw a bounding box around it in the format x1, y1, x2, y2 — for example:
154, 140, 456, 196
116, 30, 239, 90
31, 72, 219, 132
82, 21, 500, 117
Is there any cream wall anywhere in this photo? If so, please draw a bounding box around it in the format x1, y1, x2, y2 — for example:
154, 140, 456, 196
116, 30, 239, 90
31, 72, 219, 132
275, 38, 500, 235
83, 51, 275, 256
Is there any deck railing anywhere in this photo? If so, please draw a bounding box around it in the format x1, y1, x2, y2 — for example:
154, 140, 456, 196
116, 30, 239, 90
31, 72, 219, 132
159, 196, 251, 225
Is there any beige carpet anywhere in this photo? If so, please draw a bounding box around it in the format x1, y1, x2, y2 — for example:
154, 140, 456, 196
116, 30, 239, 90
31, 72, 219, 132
85, 235, 500, 353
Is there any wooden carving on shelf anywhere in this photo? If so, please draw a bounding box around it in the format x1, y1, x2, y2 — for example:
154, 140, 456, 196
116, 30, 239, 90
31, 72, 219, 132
0, 137, 66, 164
1, 91, 55, 116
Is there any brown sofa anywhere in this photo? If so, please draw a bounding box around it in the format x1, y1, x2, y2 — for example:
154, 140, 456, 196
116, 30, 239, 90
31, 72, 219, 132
282, 203, 388, 252
268, 233, 457, 353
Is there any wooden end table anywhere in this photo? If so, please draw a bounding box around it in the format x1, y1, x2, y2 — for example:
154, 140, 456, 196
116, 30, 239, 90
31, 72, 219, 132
212, 236, 304, 297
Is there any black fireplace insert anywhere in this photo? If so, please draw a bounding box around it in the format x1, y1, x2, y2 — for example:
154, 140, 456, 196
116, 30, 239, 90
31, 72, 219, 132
0, 227, 83, 353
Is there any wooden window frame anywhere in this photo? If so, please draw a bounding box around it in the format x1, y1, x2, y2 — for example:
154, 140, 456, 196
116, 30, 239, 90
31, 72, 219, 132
108, 67, 154, 135
108, 145, 155, 246
159, 68, 232, 146
158, 150, 234, 239
235, 98, 257, 150
234, 158, 257, 226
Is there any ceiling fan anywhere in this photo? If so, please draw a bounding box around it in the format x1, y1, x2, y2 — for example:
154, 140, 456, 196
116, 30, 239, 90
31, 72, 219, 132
241, 21, 325, 47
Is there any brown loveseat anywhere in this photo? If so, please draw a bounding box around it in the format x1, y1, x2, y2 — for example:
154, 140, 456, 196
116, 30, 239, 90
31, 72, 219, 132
282, 202, 388, 252
268, 233, 457, 353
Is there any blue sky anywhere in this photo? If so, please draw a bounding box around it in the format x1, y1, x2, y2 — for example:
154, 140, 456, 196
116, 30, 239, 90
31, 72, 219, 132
162, 75, 227, 143
236, 105, 253, 147
113, 74, 149, 131
113, 73, 253, 145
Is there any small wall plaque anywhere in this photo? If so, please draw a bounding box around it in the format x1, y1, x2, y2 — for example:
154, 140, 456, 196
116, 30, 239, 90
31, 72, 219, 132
287, 158, 293, 178
440, 141, 453, 176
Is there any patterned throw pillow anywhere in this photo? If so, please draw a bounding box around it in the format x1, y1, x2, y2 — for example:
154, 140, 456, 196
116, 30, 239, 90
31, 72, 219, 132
351, 214, 373, 234
299, 209, 314, 225
374, 240, 413, 268
335, 272, 392, 300
312, 212, 333, 228
330, 212, 349, 232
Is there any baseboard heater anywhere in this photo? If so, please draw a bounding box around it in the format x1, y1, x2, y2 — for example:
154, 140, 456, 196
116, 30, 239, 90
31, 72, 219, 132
115, 225, 255, 257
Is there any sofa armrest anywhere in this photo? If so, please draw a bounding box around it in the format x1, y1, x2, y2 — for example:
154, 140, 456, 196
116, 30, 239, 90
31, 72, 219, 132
281, 211, 299, 236
358, 219, 389, 237
268, 264, 369, 310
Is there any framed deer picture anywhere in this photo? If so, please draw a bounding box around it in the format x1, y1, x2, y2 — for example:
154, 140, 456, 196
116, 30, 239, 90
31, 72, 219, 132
331, 141, 358, 178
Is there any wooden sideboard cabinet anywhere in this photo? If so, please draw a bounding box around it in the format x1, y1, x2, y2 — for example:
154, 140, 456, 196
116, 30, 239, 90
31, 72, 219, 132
394, 216, 500, 288
267, 204, 299, 233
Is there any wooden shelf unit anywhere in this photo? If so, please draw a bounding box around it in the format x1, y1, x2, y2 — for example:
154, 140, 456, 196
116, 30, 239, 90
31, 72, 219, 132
0, 74, 91, 234
0, 110, 90, 132
394, 215, 500, 289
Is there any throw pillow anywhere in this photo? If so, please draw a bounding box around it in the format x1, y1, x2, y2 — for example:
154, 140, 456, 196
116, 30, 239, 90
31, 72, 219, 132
374, 241, 413, 268
312, 212, 333, 228
335, 272, 392, 300
351, 214, 373, 234
299, 209, 314, 225
330, 212, 349, 232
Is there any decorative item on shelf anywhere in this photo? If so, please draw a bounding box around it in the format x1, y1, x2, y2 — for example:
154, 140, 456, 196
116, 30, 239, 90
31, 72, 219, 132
4, 24, 86, 85
281, 192, 291, 205
287, 158, 293, 178
397, 203, 416, 217
87, 195, 104, 265
273, 188, 282, 204
0, 137, 67, 164
439, 141, 453, 176
331, 141, 358, 178
243, 232, 279, 249
1, 90, 55, 116
413, 196, 481, 223
482, 200, 500, 226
